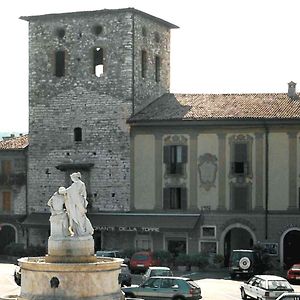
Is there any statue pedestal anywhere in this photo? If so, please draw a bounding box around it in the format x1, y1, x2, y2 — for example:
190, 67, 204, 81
46, 236, 96, 263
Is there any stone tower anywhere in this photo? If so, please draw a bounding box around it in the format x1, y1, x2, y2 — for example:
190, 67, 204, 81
20, 9, 178, 221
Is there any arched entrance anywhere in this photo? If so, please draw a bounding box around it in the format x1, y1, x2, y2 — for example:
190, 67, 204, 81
0, 224, 17, 254
220, 223, 256, 266
282, 229, 300, 269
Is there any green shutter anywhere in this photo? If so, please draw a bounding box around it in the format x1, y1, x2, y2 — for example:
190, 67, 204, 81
181, 145, 188, 163
181, 188, 187, 210
163, 188, 170, 209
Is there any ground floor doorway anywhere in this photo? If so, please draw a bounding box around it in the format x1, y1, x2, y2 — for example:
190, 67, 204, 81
0, 224, 16, 254
224, 227, 254, 266
283, 229, 300, 269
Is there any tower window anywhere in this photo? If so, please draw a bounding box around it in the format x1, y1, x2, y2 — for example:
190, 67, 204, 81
142, 27, 147, 37
155, 56, 161, 82
154, 32, 160, 43
93, 47, 104, 77
74, 127, 82, 142
141, 50, 147, 78
55, 50, 65, 77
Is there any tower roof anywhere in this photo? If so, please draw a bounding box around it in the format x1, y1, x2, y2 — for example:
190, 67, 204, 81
20, 8, 179, 29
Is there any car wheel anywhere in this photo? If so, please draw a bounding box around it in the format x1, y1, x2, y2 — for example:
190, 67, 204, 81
239, 257, 251, 270
173, 297, 185, 300
240, 288, 247, 300
125, 293, 135, 298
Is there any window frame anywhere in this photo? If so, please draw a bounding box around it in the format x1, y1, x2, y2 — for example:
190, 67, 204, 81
201, 226, 216, 239
163, 145, 187, 176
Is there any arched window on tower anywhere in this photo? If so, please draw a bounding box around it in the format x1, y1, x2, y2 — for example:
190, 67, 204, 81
74, 127, 82, 142
141, 50, 147, 78
155, 55, 161, 82
55, 50, 65, 77
93, 47, 104, 77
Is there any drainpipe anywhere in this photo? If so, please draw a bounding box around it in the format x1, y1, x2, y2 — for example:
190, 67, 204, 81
264, 124, 269, 240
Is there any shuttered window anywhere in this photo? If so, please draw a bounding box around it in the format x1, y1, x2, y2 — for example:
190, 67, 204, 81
2, 191, 12, 213
163, 187, 187, 210
163, 145, 187, 175
232, 143, 248, 175
1, 160, 12, 175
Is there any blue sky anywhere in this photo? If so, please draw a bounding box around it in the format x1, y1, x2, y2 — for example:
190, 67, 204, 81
2, 0, 300, 133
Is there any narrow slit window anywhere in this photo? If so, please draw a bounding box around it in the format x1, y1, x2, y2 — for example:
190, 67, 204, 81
155, 56, 161, 82
55, 50, 65, 77
74, 127, 82, 142
141, 50, 147, 78
93, 47, 104, 77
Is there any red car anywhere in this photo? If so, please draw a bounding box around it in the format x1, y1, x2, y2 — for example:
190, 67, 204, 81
129, 251, 160, 273
287, 263, 300, 283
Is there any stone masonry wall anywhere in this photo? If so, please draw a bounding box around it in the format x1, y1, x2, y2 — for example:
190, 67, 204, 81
26, 10, 172, 213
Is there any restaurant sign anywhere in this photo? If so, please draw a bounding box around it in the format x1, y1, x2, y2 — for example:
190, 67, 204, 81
95, 226, 160, 233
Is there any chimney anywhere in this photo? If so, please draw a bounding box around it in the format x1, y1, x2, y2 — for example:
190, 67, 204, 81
288, 81, 297, 99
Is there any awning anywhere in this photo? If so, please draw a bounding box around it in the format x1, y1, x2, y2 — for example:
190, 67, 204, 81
0, 214, 26, 224
21, 212, 201, 230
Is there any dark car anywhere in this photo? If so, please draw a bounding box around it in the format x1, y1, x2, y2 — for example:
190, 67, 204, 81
229, 249, 264, 279
14, 265, 21, 286
122, 276, 202, 300
118, 263, 132, 287
287, 263, 300, 283
129, 251, 160, 273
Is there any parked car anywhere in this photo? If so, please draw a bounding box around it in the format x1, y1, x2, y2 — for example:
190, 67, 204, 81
276, 293, 300, 300
229, 249, 264, 279
129, 251, 160, 273
14, 265, 21, 286
96, 250, 121, 258
287, 263, 300, 283
122, 276, 202, 300
240, 275, 294, 300
142, 266, 173, 282
118, 263, 132, 287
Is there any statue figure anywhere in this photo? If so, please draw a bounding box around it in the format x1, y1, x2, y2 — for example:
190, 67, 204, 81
48, 173, 94, 238
47, 187, 69, 237
64, 172, 94, 237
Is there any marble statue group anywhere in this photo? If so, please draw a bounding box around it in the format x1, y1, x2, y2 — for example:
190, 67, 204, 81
47, 172, 94, 238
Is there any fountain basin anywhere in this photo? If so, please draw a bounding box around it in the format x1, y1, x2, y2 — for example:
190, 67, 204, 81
17, 256, 123, 300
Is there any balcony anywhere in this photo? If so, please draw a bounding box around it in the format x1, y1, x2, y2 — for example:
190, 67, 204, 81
0, 173, 27, 186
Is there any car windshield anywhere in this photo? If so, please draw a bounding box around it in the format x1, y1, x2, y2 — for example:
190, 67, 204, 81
232, 251, 255, 260
267, 280, 291, 290
132, 254, 149, 261
187, 280, 200, 289
152, 270, 171, 276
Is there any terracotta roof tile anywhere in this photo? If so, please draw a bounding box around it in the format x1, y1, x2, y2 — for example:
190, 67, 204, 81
129, 93, 300, 122
0, 135, 29, 150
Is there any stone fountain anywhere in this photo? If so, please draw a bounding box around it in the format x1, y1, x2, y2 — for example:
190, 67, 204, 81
17, 172, 123, 300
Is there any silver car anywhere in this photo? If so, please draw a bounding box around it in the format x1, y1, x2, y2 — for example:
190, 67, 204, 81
276, 293, 300, 300
142, 266, 173, 282
241, 275, 294, 300
122, 276, 202, 300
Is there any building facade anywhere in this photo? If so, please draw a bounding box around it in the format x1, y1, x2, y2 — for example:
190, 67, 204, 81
0, 134, 28, 252
1, 8, 300, 268
129, 91, 300, 267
